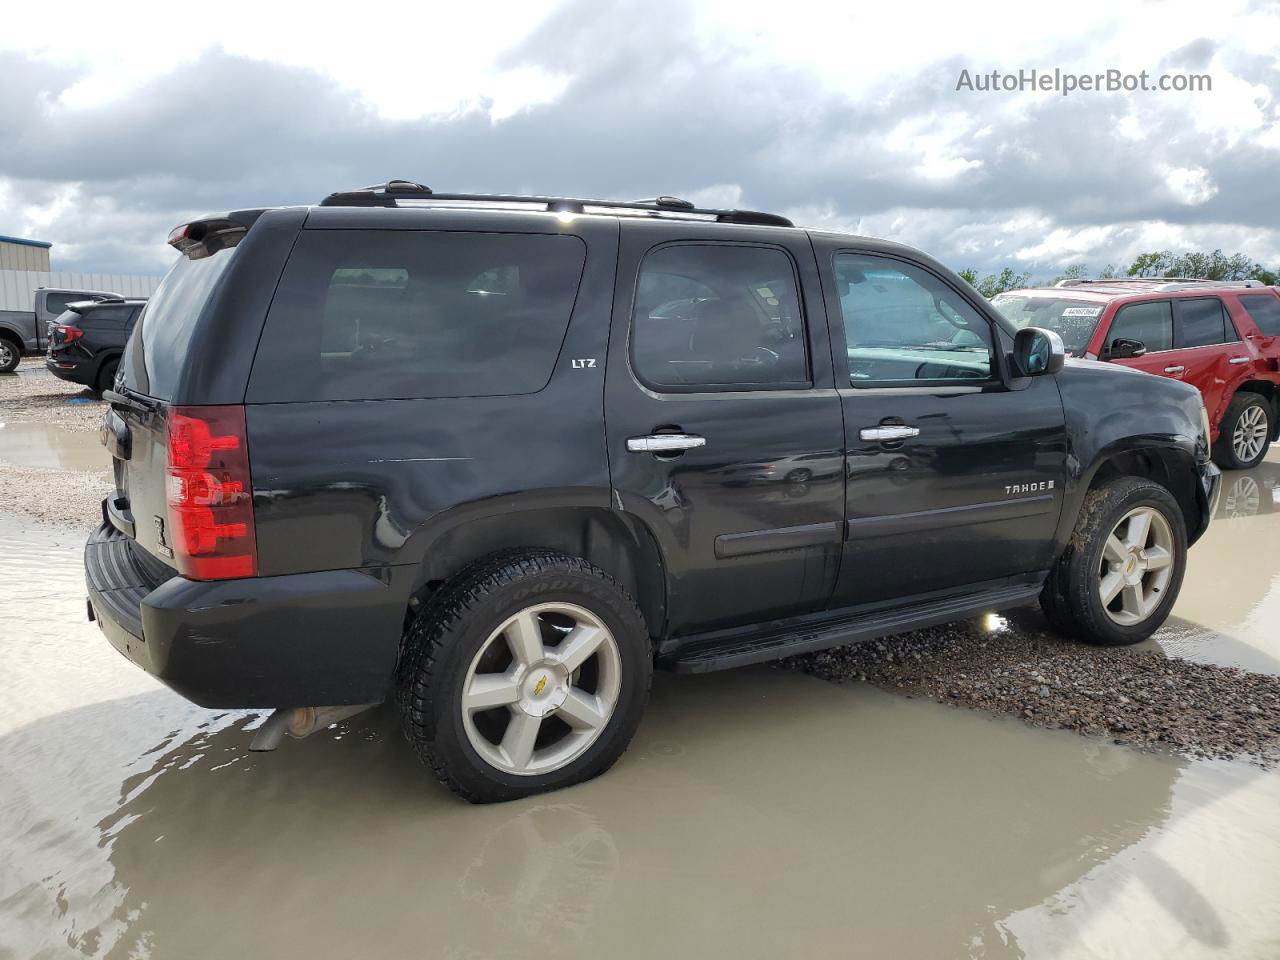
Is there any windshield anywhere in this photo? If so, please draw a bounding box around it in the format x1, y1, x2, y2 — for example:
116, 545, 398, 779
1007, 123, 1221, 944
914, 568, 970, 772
990, 294, 1106, 354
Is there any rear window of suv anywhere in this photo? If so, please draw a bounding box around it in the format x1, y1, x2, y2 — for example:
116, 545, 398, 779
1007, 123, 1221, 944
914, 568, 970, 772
126, 247, 240, 399
248, 230, 586, 402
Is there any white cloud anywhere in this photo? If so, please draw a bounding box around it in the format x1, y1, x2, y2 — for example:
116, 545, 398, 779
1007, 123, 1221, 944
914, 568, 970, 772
1162, 165, 1219, 205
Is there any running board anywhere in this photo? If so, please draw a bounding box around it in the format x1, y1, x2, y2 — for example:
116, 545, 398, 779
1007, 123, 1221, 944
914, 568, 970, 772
660, 582, 1043, 674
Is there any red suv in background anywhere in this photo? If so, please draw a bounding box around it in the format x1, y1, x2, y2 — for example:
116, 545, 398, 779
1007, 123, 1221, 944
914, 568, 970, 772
993, 279, 1280, 469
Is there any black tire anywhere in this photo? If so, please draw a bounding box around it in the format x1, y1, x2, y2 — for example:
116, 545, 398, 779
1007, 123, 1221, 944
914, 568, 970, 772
95, 358, 120, 397
1040, 476, 1187, 646
785, 468, 812, 484
0, 337, 20, 374
1212, 393, 1272, 470
397, 550, 652, 803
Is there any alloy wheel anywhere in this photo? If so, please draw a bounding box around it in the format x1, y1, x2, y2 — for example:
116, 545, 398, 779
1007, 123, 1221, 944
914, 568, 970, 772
460, 602, 622, 776
1232, 404, 1269, 463
0, 341, 14, 368
1097, 506, 1176, 625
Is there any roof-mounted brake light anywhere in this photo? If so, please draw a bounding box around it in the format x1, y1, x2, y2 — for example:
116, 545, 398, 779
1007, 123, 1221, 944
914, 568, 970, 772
167, 218, 248, 260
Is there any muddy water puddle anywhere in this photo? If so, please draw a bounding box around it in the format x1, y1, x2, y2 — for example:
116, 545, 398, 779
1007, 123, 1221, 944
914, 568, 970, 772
2, 512, 1280, 958
0, 421, 107, 472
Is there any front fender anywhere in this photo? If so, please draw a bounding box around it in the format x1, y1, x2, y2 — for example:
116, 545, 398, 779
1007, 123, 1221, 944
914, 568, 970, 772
1052, 359, 1210, 548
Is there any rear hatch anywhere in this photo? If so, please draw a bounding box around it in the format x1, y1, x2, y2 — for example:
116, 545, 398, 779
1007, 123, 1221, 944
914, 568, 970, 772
107, 216, 257, 573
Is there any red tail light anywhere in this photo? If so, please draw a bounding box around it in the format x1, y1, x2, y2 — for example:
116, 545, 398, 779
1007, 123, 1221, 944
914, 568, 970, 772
165, 406, 258, 580
55, 324, 83, 343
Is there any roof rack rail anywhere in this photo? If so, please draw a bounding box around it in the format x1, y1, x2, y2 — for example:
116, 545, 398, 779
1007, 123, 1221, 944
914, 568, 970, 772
1056, 277, 1268, 291
319, 180, 794, 228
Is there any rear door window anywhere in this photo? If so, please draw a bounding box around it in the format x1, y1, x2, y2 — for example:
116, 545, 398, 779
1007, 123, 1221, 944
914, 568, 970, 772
1173, 297, 1233, 348
1107, 301, 1173, 353
248, 231, 586, 402
630, 243, 808, 390
1238, 294, 1280, 336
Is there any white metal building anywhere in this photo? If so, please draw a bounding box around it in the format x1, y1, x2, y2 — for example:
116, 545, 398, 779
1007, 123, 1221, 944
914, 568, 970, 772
0, 270, 164, 312
0, 235, 52, 272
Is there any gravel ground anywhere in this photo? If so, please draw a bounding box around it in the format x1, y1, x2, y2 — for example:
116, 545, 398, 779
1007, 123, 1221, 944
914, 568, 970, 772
1, 370, 111, 526
785, 615, 1280, 765
0, 368, 103, 431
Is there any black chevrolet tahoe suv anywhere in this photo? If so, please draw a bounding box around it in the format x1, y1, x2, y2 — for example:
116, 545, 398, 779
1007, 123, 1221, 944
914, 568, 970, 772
87, 180, 1220, 802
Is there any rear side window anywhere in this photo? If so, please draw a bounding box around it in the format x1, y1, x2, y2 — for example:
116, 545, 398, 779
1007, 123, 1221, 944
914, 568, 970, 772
248, 231, 585, 402
630, 243, 808, 390
1238, 294, 1280, 336
1174, 297, 1235, 347
1107, 301, 1173, 353
44, 292, 94, 315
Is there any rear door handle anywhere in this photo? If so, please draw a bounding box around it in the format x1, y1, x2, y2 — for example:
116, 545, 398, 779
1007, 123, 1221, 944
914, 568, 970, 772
1163, 365, 1185, 374
1229, 356, 1251, 365
859, 425, 920, 442
626, 434, 706, 453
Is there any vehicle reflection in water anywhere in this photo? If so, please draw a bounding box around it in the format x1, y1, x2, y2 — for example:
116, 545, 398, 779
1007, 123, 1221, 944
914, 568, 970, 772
3, 463, 1280, 957
4, 668, 1280, 959
1149, 452, 1280, 673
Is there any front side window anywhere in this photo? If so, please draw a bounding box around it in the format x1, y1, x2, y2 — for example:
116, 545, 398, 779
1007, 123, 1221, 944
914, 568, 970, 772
1174, 297, 1233, 348
1107, 301, 1173, 353
630, 244, 808, 389
835, 254, 993, 385
990, 293, 1105, 355
248, 231, 586, 402
1238, 294, 1280, 336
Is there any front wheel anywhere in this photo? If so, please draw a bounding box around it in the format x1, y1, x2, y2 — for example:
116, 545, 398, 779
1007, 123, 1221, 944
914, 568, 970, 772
398, 551, 652, 802
1040, 476, 1187, 646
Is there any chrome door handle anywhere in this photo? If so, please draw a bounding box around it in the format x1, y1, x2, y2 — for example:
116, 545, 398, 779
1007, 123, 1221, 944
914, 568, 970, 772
1229, 356, 1251, 365
626, 434, 706, 453
860, 425, 920, 442
1163, 365, 1185, 374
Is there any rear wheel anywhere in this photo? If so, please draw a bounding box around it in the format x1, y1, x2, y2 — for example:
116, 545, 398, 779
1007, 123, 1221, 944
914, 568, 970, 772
1040, 476, 1187, 646
0, 337, 19, 374
398, 550, 651, 802
95, 358, 119, 397
1213, 393, 1271, 470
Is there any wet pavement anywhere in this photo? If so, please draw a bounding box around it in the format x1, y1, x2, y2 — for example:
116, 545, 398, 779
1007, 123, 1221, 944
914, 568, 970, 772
2, 433, 1280, 957
0, 421, 107, 472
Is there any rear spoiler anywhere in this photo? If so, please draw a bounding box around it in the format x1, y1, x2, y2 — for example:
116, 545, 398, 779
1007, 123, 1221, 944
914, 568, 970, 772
65, 294, 124, 312
167, 209, 264, 260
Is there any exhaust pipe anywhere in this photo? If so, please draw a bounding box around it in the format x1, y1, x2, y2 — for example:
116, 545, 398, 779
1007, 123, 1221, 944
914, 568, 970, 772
249, 704, 378, 752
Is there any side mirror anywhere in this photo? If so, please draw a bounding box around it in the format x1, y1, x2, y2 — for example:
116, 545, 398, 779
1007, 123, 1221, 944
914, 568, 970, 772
1012, 327, 1065, 377
1108, 338, 1147, 359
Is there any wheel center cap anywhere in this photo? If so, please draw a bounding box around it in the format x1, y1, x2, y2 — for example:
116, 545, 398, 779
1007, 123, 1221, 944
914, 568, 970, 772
519, 663, 568, 717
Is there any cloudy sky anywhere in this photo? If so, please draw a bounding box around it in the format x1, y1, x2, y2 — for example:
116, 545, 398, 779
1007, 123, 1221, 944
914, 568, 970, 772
1, 0, 1277, 278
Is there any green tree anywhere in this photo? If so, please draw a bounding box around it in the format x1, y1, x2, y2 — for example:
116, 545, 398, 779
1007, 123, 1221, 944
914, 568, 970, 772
1051, 263, 1088, 284
1127, 251, 1173, 277
957, 268, 979, 286
974, 267, 1031, 298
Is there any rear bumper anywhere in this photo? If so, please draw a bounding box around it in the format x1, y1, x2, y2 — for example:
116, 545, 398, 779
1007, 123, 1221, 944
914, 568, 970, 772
45, 356, 91, 385
1191, 460, 1221, 544
85, 521, 412, 708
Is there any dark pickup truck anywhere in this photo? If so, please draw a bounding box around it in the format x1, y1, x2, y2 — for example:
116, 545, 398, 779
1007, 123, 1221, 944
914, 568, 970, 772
87, 181, 1220, 802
